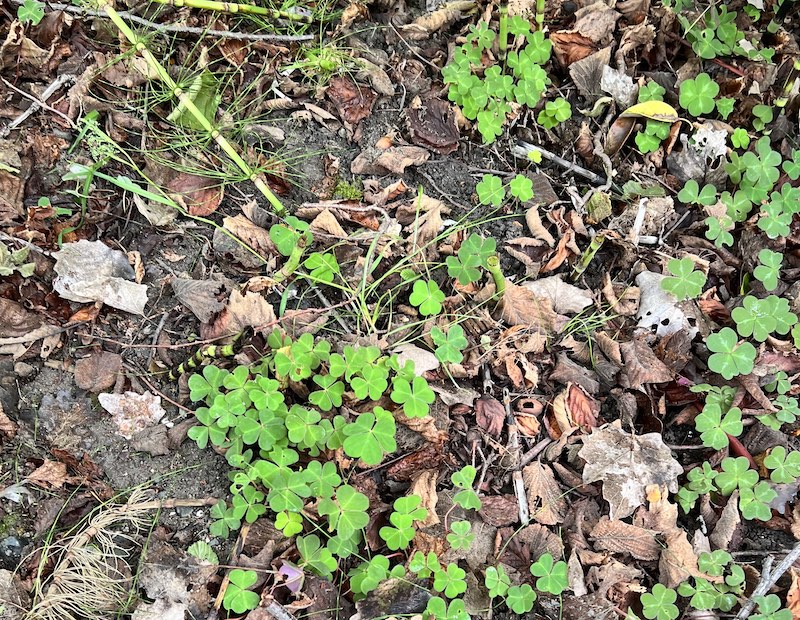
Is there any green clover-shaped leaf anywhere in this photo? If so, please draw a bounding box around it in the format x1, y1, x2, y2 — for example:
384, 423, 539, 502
679, 73, 719, 116
530, 553, 568, 595
409, 279, 445, 316
431, 324, 468, 364
222, 569, 260, 613
661, 257, 707, 300
391, 375, 435, 418
706, 327, 757, 379
476, 174, 505, 206
342, 407, 397, 465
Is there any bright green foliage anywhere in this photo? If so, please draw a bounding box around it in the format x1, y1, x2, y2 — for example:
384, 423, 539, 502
442, 19, 551, 143
304, 252, 340, 284
222, 569, 260, 613
678, 578, 726, 611
342, 408, 397, 465
476, 174, 505, 206
764, 446, 800, 483
318, 484, 369, 538
740, 482, 778, 521
391, 376, 435, 418
635, 120, 671, 154
679, 5, 773, 62
640, 584, 679, 620
716, 97, 735, 119
424, 597, 470, 620
694, 404, 742, 450
661, 257, 707, 300
446, 233, 497, 285
187, 540, 219, 564
704, 214, 734, 248
452, 465, 482, 510
731, 127, 751, 149
409, 279, 446, 316
706, 327, 757, 379
766, 372, 791, 395
537, 98, 572, 129
17, 0, 44, 24
752, 594, 792, 620
433, 563, 467, 598
742, 138, 782, 188
446, 520, 474, 550
303, 460, 341, 499
431, 325, 469, 364
297, 534, 338, 579
275, 510, 304, 536
676, 461, 718, 512
732, 295, 797, 341
505, 584, 536, 613
698, 550, 732, 577
758, 395, 800, 431
210, 500, 241, 537
409, 551, 441, 579
379, 495, 428, 550
715, 456, 758, 495
270, 216, 310, 256
350, 364, 389, 401
509, 174, 534, 201
638, 81, 666, 102
350, 555, 404, 596
759, 202, 792, 238
754, 249, 783, 291
530, 553, 568, 595
679, 73, 719, 116
678, 180, 717, 206
308, 374, 345, 411
484, 565, 511, 598
752, 104, 774, 131
783, 150, 800, 180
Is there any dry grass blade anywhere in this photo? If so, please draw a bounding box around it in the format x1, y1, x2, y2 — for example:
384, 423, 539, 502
25, 489, 155, 620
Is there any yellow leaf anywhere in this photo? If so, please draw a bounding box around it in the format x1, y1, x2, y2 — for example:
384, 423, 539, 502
619, 100, 680, 123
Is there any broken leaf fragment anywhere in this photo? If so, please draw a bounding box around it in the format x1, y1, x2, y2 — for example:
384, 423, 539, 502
579, 421, 682, 519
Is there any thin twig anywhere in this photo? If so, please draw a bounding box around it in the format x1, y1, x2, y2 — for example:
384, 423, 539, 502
0, 74, 76, 138
9, 0, 315, 42
735, 542, 800, 620
513, 140, 612, 188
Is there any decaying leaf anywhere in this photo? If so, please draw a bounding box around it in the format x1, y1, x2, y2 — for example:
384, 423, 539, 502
475, 394, 505, 437
310, 209, 348, 238
53, 240, 149, 315
165, 171, 224, 216
98, 391, 166, 440
479, 495, 520, 527
550, 31, 599, 67
399, 1, 476, 39
203, 290, 277, 340
26, 459, 68, 489
495, 283, 560, 332
407, 97, 460, 155
223, 214, 276, 259
524, 276, 593, 315
659, 527, 700, 588
523, 461, 567, 525
0, 298, 42, 338
171, 278, 226, 323
710, 491, 741, 551
619, 336, 674, 390
74, 351, 123, 393
326, 76, 376, 126
590, 517, 661, 561
579, 421, 683, 519
408, 470, 440, 527
351, 146, 431, 175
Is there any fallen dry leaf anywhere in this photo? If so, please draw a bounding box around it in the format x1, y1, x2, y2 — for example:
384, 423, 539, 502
223, 214, 276, 259
619, 336, 674, 389
659, 527, 700, 588
399, 0, 475, 38
475, 394, 505, 437
98, 391, 166, 440
165, 171, 223, 216
26, 459, 67, 489
171, 278, 226, 323
408, 470, 440, 527
550, 31, 599, 67
74, 351, 123, 393
351, 146, 430, 175
523, 461, 567, 525
579, 421, 683, 519
326, 76, 376, 126
590, 517, 661, 560
203, 289, 277, 339
787, 568, 800, 620
310, 209, 348, 238
0, 402, 18, 438
495, 282, 560, 331
710, 491, 741, 551
407, 97, 460, 155
0, 298, 42, 338
479, 495, 520, 527
524, 276, 593, 315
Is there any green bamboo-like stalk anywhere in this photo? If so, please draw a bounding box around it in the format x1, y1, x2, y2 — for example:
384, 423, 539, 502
535, 0, 544, 31
486, 255, 505, 301
498, 5, 508, 61
99, 1, 288, 217
150, 0, 312, 22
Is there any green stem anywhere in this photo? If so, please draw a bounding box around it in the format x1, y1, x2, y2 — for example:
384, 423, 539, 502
273, 233, 309, 283
535, 0, 545, 31
571, 234, 605, 281
498, 5, 508, 61
99, 1, 288, 217
150, 0, 312, 21
486, 255, 505, 302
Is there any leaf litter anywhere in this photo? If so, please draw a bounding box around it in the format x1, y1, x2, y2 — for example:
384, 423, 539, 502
2, 0, 800, 619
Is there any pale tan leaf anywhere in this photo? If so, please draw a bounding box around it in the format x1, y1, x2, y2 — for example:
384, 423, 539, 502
408, 470, 440, 527
619, 336, 674, 389
310, 209, 347, 238
568, 550, 588, 597
659, 527, 700, 588
74, 351, 123, 393
710, 491, 741, 551
590, 517, 661, 561
786, 568, 800, 620
26, 459, 67, 489
518, 523, 564, 560
203, 290, 277, 339
172, 278, 226, 324
523, 461, 567, 526
496, 282, 559, 331
524, 276, 593, 315
579, 421, 683, 520
399, 0, 476, 38
393, 410, 448, 445
223, 214, 276, 258
0, 402, 17, 438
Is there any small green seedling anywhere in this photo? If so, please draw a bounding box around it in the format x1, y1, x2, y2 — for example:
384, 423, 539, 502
380, 495, 428, 550
537, 98, 572, 129
446, 520, 474, 550
222, 569, 260, 613
476, 174, 506, 206
342, 408, 397, 465
731, 128, 751, 149
433, 563, 467, 598
751, 594, 793, 620
752, 104, 774, 132
409, 280, 446, 316
679, 73, 719, 116
678, 180, 717, 206
641, 584, 679, 620
753, 249, 782, 291
17, 0, 45, 24
706, 327, 757, 379
530, 553, 568, 595
431, 325, 469, 364
391, 375, 435, 418
505, 584, 536, 613
661, 257, 706, 300
424, 597, 469, 620
694, 404, 742, 450
452, 465, 482, 510
764, 446, 800, 484
485, 565, 511, 598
